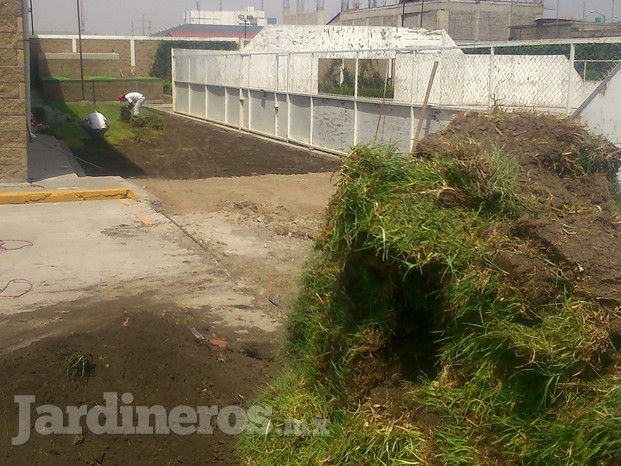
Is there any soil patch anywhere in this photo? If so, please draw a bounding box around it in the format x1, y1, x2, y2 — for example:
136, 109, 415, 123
74, 111, 339, 179
0, 299, 277, 465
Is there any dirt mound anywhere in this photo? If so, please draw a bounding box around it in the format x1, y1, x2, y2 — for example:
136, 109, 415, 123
419, 112, 621, 309
420, 112, 619, 212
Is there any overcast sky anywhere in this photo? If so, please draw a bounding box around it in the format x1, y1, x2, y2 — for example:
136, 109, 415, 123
30, 0, 620, 36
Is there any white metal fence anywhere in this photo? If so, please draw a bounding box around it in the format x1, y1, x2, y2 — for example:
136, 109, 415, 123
172, 39, 621, 155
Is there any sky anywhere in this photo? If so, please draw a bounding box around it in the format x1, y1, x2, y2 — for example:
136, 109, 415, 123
30, 0, 621, 36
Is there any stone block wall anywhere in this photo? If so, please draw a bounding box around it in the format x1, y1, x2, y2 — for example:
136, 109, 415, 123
40, 77, 163, 102
38, 53, 121, 79
0, 0, 27, 182
32, 37, 200, 80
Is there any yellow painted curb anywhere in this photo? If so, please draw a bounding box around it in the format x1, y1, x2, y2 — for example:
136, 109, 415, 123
0, 189, 139, 205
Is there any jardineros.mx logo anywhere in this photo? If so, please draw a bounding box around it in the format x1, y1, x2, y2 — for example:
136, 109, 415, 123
11, 392, 330, 445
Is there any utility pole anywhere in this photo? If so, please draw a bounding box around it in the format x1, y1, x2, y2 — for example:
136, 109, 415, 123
76, 0, 85, 101
420, 0, 424, 27
555, 0, 559, 37
582, 0, 586, 23
29, 0, 34, 34
79, 0, 85, 32
142, 13, 146, 35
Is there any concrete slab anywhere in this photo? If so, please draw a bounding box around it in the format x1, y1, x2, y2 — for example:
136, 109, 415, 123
0, 199, 197, 313
0, 198, 280, 332
27, 133, 84, 182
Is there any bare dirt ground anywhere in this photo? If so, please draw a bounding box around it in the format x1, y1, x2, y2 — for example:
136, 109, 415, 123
142, 173, 338, 314
0, 113, 339, 465
75, 111, 338, 179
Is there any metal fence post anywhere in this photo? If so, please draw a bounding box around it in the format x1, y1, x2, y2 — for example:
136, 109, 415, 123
171, 48, 176, 112
567, 43, 575, 115
309, 52, 315, 148
487, 46, 495, 109
410, 51, 416, 152
274, 54, 279, 137
248, 54, 252, 132
238, 56, 243, 130
223, 55, 228, 124
286, 52, 291, 142
204, 56, 209, 120
187, 53, 192, 116
354, 52, 359, 146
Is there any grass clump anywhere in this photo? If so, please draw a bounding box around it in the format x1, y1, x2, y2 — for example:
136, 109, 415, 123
239, 112, 621, 465
64, 352, 94, 379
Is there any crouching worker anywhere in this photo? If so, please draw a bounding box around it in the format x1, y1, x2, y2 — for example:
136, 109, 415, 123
83, 111, 109, 138
118, 91, 146, 116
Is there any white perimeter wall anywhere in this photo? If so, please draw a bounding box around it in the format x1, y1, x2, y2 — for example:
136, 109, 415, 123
182, 49, 595, 110
174, 80, 457, 154
575, 62, 621, 146
172, 32, 607, 155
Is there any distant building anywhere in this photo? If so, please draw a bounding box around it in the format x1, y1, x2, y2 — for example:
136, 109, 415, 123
184, 7, 276, 27
510, 18, 621, 40
154, 6, 275, 40
330, 0, 544, 43
283, 0, 326, 25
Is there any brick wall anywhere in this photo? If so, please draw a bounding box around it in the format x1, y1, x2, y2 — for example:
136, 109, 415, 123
40, 78, 163, 102
32, 37, 140, 79
32, 37, 213, 80
134, 41, 160, 77
0, 0, 27, 182
38, 54, 121, 79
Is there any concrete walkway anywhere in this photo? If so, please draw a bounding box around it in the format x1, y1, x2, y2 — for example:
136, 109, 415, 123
0, 133, 157, 206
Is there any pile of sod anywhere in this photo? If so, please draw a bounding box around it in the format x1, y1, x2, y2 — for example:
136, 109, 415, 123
239, 112, 621, 465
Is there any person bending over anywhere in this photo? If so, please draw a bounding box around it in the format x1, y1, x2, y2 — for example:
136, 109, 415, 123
83, 110, 109, 138
118, 91, 146, 116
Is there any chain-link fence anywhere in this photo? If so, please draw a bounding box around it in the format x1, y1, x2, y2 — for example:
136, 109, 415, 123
172, 39, 621, 153
177, 40, 621, 112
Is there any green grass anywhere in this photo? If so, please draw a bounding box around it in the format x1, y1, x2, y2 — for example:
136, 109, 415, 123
39, 102, 158, 150
238, 128, 621, 465
64, 352, 93, 379
319, 85, 396, 99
